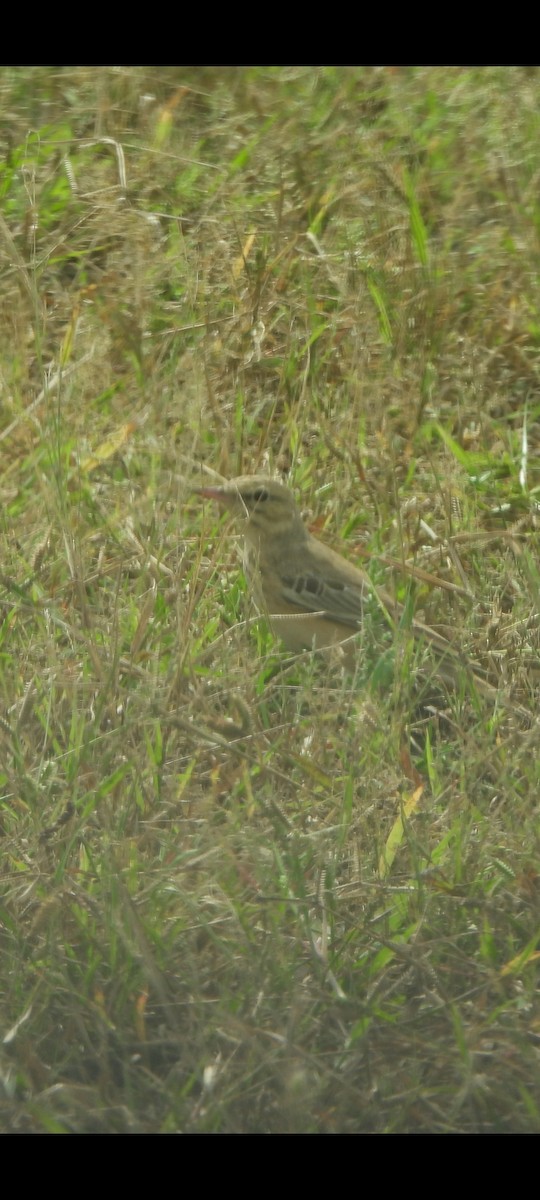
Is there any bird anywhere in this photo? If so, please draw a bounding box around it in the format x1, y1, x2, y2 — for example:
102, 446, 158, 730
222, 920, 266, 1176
194, 473, 486, 688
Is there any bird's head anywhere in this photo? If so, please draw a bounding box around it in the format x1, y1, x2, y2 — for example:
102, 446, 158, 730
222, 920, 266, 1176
194, 475, 306, 546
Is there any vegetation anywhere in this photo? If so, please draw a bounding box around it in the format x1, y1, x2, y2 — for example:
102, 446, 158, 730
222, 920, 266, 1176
1, 66, 539, 1133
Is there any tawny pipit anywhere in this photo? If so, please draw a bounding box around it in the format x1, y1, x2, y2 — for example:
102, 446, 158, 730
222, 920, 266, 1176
195, 474, 474, 679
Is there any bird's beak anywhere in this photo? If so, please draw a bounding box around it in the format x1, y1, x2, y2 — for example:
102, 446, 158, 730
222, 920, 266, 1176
193, 484, 229, 507
194, 484, 224, 498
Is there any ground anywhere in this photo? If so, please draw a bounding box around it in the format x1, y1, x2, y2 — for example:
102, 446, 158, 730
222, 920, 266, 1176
0, 66, 539, 1133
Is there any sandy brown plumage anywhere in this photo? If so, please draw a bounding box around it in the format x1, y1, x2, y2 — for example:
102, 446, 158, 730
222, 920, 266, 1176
195, 474, 490, 690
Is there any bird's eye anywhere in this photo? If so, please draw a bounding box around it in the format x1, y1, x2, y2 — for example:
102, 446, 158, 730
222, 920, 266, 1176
251, 489, 268, 503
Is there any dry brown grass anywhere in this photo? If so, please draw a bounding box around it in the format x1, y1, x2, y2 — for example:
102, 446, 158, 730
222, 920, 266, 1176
0, 66, 539, 1133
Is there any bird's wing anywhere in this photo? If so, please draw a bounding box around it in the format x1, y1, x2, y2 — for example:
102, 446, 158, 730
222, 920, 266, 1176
279, 571, 372, 626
